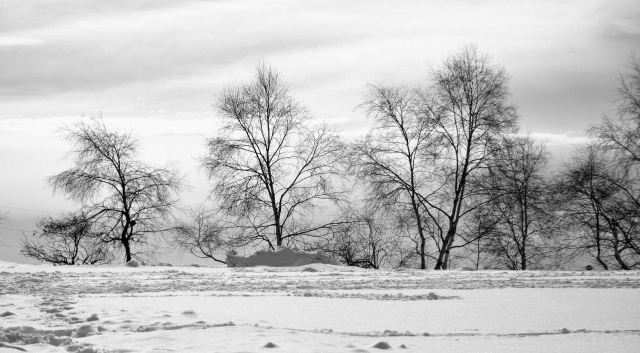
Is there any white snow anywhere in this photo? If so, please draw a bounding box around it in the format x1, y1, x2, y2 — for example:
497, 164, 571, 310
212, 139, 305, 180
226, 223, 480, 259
226, 246, 340, 267
1, 262, 639, 352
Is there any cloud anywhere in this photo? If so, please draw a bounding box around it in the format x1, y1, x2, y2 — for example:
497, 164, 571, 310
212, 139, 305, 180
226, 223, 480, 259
527, 132, 592, 146
0, 0, 636, 132
0, 35, 42, 46
592, 0, 640, 44
0, 1, 368, 99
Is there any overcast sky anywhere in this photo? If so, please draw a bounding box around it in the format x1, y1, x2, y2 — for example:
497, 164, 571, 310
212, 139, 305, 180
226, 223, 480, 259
1, 0, 639, 263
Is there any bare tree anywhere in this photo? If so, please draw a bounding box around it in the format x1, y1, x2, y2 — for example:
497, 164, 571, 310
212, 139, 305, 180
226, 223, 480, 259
48, 118, 183, 262
558, 143, 640, 270
590, 54, 640, 164
456, 199, 503, 270
473, 135, 562, 270
21, 212, 113, 265
353, 84, 439, 269
560, 55, 640, 270
314, 206, 418, 269
202, 64, 349, 249
426, 45, 519, 269
172, 205, 229, 264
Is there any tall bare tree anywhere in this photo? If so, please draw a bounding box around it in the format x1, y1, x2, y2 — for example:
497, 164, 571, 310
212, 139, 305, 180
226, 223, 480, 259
21, 212, 113, 265
49, 118, 183, 262
426, 45, 519, 269
353, 84, 439, 268
202, 64, 349, 249
590, 55, 640, 164
562, 55, 640, 270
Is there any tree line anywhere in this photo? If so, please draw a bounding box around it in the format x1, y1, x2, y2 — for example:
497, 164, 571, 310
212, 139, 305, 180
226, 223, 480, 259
19, 45, 640, 270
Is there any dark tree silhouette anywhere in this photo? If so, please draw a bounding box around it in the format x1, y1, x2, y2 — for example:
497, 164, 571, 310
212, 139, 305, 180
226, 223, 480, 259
474, 135, 563, 270
558, 144, 640, 270
557, 55, 640, 270
48, 118, 183, 262
590, 55, 640, 164
427, 45, 518, 269
351, 46, 518, 270
202, 64, 349, 249
172, 205, 229, 264
314, 206, 418, 269
21, 212, 113, 265
353, 84, 439, 269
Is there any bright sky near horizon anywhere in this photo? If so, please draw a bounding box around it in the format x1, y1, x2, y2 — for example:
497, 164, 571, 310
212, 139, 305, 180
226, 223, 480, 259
1, 0, 639, 263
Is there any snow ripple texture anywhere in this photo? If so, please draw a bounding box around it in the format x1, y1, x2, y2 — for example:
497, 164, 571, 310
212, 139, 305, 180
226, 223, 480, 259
1, 264, 640, 352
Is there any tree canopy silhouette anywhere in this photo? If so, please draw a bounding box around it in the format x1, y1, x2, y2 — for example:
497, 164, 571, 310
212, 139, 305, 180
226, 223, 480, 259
48, 118, 183, 262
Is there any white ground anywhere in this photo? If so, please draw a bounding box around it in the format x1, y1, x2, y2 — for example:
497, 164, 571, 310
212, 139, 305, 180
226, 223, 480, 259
1, 260, 639, 352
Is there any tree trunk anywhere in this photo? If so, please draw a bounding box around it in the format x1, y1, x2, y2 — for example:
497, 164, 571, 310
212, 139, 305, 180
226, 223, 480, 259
271, 194, 282, 247
594, 213, 608, 270
435, 226, 456, 270
612, 235, 629, 270
409, 192, 427, 269
443, 249, 450, 270
475, 237, 481, 270
275, 223, 282, 247
419, 236, 426, 269
122, 237, 132, 262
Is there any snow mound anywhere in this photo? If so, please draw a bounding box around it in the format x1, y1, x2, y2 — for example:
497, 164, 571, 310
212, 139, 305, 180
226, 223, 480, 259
226, 246, 340, 267
125, 259, 139, 267
371, 341, 392, 349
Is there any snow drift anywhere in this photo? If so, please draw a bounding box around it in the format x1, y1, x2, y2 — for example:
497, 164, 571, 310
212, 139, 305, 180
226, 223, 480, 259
226, 246, 339, 267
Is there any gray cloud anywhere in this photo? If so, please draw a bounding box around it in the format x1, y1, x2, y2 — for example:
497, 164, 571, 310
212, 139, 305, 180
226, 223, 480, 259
0, 1, 369, 99
0, 0, 187, 32
592, 0, 640, 45
0, 0, 637, 128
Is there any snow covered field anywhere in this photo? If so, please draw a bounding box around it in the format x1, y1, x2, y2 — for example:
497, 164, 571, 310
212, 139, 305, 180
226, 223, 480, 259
1, 261, 639, 352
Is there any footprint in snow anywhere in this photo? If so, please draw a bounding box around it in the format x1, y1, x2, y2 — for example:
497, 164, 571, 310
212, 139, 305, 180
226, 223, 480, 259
371, 341, 391, 349
181, 310, 197, 317
0, 342, 27, 352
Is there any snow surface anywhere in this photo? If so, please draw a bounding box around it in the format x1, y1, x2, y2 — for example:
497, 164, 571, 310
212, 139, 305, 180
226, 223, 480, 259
226, 246, 340, 267
1, 260, 639, 352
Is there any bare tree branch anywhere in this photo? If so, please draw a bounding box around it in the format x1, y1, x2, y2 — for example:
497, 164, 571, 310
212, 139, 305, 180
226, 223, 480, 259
202, 64, 350, 249
47, 117, 184, 262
